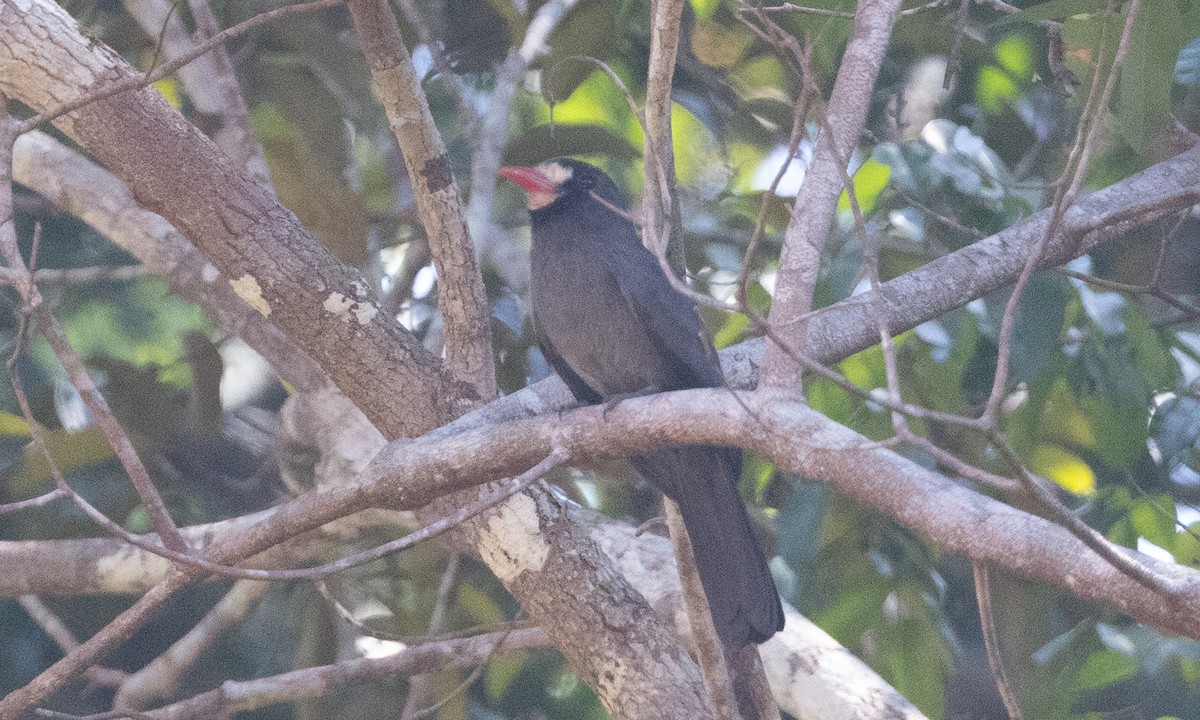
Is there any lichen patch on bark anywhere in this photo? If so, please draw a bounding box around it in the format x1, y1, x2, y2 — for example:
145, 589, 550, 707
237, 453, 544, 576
230, 273, 271, 316
323, 291, 378, 325
478, 494, 550, 582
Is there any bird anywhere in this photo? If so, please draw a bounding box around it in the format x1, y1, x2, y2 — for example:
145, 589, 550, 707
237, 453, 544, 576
500, 158, 785, 648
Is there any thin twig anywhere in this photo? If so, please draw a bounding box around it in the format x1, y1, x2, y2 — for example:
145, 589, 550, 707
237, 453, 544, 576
0, 488, 65, 514
981, 0, 1138, 427
400, 554, 461, 720
972, 562, 1023, 719
409, 630, 511, 719
18, 0, 346, 135
32, 265, 148, 284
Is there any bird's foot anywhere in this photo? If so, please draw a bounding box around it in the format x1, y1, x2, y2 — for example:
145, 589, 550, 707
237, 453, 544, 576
554, 398, 591, 419
635, 515, 668, 536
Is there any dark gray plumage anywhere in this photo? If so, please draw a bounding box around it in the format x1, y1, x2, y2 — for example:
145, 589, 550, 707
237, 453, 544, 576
504, 158, 785, 647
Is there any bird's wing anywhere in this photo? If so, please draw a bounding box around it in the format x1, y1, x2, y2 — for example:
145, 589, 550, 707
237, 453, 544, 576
610, 245, 725, 391
533, 311, 605, 404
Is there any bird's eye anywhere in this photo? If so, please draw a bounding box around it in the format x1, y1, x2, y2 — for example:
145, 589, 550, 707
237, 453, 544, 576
578, 174, 598, 189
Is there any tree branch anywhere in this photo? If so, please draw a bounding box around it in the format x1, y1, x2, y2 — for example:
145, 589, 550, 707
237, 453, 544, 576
345, 0, 496, 398
11, 130, 330, 392
759, 0, 903, 389
0, 0, 462, 437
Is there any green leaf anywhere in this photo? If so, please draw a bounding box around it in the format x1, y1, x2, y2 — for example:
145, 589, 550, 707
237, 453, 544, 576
689, 0, 720, 20
543, 0, 620, 102
1118, 0, 1183, 154
838, 157, 891, 214
991, 0, 1108, 25
994, 34, 1035, 79
713, 312, 750, 350
1028, 444, 1096, 495
1077, 649, 1139, 691
976, 65, 1020, 113
1129, 495, 1177, 551
485, 650, 530, 700
502, 124, 641, 166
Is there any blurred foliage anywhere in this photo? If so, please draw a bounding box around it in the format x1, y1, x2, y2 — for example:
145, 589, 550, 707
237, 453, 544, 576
4, 0, 1200, 718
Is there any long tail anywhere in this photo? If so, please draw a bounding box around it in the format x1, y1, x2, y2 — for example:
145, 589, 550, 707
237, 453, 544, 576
631, 446, 785, 647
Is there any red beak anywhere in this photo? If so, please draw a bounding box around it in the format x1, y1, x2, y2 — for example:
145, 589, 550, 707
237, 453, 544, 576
499, 166, 558, 195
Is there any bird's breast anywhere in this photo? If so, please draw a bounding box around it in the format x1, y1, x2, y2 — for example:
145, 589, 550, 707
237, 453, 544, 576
530, 236, 666, 396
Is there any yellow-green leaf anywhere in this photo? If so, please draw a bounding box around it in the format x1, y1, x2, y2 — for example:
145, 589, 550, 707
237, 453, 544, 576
0, 412, 29, 436
1028, 444, 1096, 495
838, 157, 891, 215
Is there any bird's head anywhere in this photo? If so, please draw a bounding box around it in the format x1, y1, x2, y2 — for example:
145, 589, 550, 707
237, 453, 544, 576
499, 158, 630, 217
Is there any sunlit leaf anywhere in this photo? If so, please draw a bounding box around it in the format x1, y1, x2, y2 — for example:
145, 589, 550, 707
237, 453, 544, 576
713, 312, 750, 349
152, 78, 181, 109
1077, 649, 1139, 691
976, 65, 1020, 113
0, 412, 29, 436
1029, 444, 1096, 495
688, 0, 720, 20
545, 66, 633, 127
994, 34, 1034, 79
838, 157, 891, 215
671, 102, 724, 191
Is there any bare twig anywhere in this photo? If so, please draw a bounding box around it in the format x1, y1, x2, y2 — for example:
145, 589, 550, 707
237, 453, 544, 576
13, 273, 188, 551
0, 488, 65, 514
18, 596, 129, 688
409, 629, 510, 719
107, 628, 548, 718
32, 265, 148, 283
464, 0, 581, 296
3, 94, 192, 549
757, 0, 904, 390
113, 580, 271, 709
347, 0, 496, 398
18, 0, 347, 135
400, 554, 461, 719
972, 563, 1023, 719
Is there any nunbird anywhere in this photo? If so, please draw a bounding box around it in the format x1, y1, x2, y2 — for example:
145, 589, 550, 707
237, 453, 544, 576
500, 158, 785, 647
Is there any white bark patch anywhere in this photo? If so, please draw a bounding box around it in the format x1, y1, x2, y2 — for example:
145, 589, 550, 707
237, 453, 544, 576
478, 494, 550, 582
230, 274, 271, 317
96, 545, 170, 593
352, 303, 378, 325
202, 262, 220, 284
324, 292, 353, 317
323, 292, 379, 325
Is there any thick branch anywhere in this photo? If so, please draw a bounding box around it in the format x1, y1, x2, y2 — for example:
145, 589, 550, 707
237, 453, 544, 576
0, 0, 463, 437
3, 387, 1196, 716
759, 0, 902, 388
346, 0, 496, 398
11, 131, 329, 391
